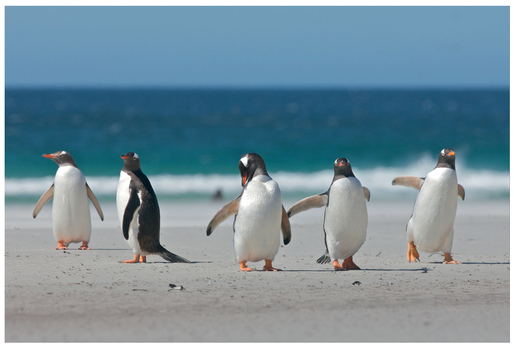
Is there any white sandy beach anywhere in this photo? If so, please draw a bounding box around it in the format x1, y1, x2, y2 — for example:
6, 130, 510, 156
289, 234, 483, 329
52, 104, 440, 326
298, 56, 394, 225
4, 199, 510, 342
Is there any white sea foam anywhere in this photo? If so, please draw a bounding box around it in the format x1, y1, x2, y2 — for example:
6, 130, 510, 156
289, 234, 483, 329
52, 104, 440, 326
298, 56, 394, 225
6, 157, 509, 202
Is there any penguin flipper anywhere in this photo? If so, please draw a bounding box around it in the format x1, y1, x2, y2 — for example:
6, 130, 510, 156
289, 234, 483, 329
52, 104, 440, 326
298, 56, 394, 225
362, 187, 371, 201
391, 176, 424, 190
286, 193, 328, 218
206, 196, 240, 236
86, 183, 104, 221
458, 184, 465, 200
316, 251, 331, 264
122, 186, 141, 240
33, 184, 54, 218
281, 205, 291, 245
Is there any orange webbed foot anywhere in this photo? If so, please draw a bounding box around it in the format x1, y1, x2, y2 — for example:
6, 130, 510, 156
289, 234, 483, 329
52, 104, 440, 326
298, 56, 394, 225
123, 254, 141, 263
443, 253, 460, 264
240, 261, 252, 272
78, 241, 90, 250
407, 241, 420, 262
333, 260, 346, 271
139, 256, 146, 263
342, 255, 360, 270
56, 241, 67, 250
263, 259, 281, 271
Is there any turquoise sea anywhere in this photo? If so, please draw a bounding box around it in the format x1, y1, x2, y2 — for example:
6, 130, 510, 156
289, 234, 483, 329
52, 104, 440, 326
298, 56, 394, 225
5, 88, 509, 203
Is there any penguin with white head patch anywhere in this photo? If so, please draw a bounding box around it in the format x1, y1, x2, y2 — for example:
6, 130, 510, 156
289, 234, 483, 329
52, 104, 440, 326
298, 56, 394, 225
116, 152, 190, 263
33, 151, 104, 250
206, 153, 291, 271
287, 158, 370, 271
392, 148, 465, 264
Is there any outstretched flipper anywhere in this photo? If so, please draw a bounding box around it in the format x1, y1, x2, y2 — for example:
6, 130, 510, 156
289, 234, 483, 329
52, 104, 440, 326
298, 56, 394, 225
33, 184, 54, 218
86, 183, 104, 221
206, 196, 241, 236
281, 205, 291, 245
287, 193, 328, 218
458, 184, 465, 200
362, 187, 371, 201
391, 176, 425, 190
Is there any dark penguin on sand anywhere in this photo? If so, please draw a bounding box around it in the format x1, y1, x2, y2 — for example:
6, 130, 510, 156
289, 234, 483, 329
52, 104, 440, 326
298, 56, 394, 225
116, 152, 190, 264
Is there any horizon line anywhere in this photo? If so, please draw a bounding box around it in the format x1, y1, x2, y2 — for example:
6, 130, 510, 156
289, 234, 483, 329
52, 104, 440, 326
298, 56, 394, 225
4, 84, 509, 91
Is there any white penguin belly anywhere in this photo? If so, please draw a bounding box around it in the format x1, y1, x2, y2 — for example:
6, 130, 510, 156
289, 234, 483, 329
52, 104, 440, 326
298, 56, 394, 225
324, 177, 368, 261
233, 176, 282, 263
116, 171, 144, 256
52, 166, 91, 245
408, 168, 458, 253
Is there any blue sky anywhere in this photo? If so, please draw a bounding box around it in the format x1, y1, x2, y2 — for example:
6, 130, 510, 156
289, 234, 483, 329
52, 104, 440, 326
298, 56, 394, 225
4, 6, 510, 88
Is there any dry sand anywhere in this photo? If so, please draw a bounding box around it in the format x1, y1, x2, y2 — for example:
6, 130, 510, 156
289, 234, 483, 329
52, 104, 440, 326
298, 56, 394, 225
4, 199, 510, 342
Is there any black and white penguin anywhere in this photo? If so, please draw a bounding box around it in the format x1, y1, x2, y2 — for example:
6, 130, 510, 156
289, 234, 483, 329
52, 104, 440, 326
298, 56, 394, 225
392, 148, 465, 264
206, 153, 291, 271
33, 151, 104, 250
287, 158, 370, 271
116, 152, 190, 264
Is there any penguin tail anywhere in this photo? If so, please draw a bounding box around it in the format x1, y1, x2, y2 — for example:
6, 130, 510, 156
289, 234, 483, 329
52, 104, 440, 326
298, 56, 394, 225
316, 252, 331, 264
157, 245, 191, 263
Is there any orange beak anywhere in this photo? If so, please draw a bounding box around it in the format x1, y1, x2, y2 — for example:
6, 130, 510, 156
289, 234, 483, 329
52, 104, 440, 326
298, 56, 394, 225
242, 173, 248, 186
448, 151, 455, 156
121, 155, 130, 160
43, 154, 56, 158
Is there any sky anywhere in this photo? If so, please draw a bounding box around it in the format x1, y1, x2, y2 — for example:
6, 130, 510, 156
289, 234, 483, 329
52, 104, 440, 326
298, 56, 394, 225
4, 6, 510, 89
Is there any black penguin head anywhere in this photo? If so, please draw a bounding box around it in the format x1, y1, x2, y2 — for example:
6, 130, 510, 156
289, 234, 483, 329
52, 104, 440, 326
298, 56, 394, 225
121, 152, 141, 172
238, 153, 268, 187
436, 148, 456, 170
43, 151, 77, 167
333, 158, 355, 178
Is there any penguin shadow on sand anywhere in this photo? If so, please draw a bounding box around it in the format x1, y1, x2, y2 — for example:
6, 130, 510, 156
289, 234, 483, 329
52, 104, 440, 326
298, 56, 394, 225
279, 266, 435, 273
278, 255, 435, 273
420, 253, 509, 266
458, 262, 510, 265
115, 259, 210, 265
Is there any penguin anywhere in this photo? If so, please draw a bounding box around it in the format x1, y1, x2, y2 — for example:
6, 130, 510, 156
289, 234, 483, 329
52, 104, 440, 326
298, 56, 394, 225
116, 152, 190, 264
392, 148, 465, 264
33, 151, 104, 250
206, 153, 291, 271
287, 158, 370, 271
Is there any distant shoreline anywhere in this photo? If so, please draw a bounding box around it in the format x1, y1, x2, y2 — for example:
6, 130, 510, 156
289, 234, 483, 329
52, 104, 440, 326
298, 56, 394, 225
5, 86, 510, 91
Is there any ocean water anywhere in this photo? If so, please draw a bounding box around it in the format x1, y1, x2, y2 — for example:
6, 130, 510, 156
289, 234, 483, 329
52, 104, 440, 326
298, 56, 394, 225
5, 88, 509, 203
